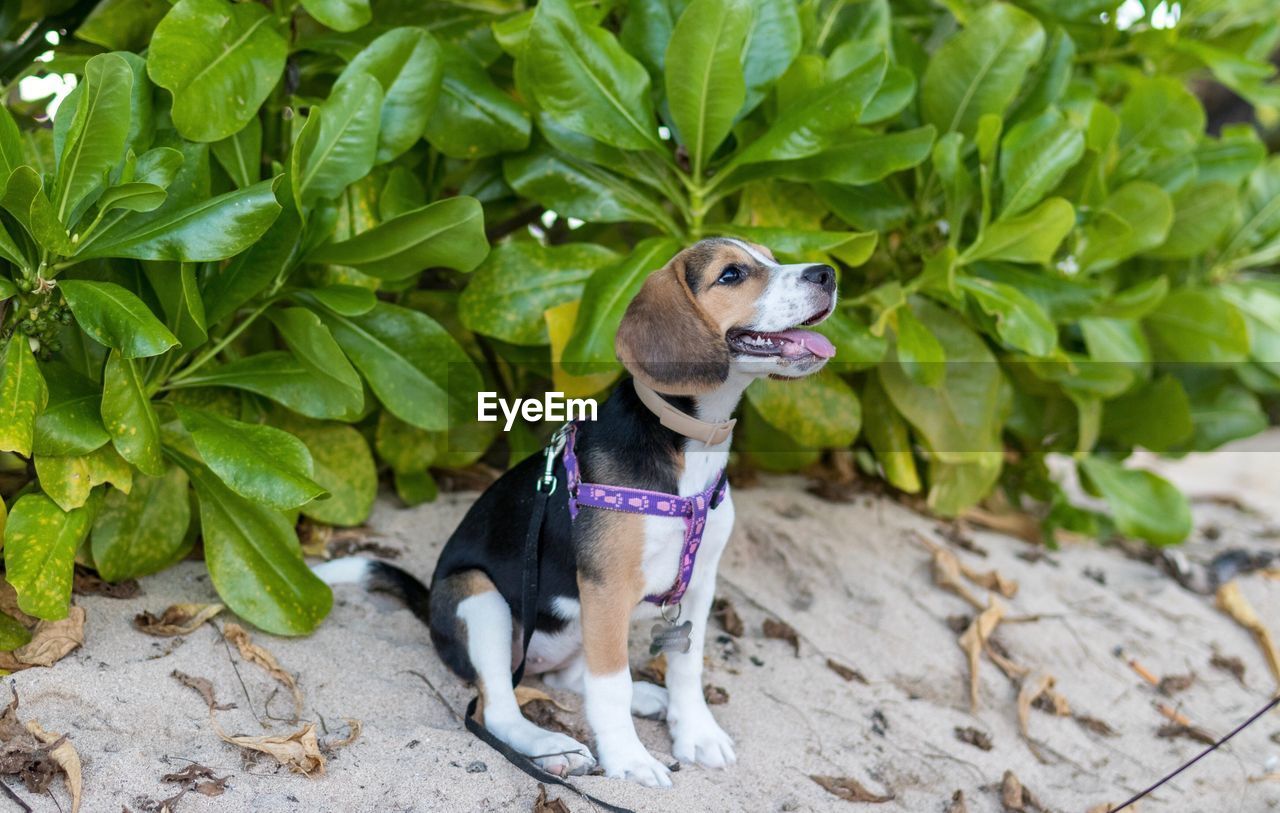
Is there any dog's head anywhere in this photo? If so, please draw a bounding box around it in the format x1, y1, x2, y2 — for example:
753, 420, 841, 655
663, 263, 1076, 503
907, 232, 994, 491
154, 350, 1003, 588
615, 238, 837, 395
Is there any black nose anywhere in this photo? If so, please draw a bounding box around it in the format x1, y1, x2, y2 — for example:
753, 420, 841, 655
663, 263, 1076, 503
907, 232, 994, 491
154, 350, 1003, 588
803, 264, 835, 292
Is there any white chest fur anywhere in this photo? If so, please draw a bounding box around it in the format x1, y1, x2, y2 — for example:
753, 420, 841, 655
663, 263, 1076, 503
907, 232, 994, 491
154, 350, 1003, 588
638, 440, 735, 606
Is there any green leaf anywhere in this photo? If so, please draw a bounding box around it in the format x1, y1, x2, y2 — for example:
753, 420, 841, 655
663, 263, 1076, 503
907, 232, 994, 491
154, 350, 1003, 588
740, 0, 801, 112
1079, 456, 1190, 546
505, 146, 680, 232
277, 416, 376, 527
862, 375, 920, 493
173, 352, 363, 421
1094, 277, 1169, 320
562, 236, 680, 373
665, 0, 751, 175
77, 178, 283, 261
1183, 382, 1267, 452
147, 0, 288, 142
34, 454, 93, 512
337, 27, 443, 163
85, 443, 135, 493
962, 197, 1074, 265
308, 197, 487, 280
176, 405, 324, 510
141, 261, 208, 349
1078, 183, 1174, 272
426, 43, 529, 159
460, 241, 620, 346
293, 285, 376, 316
375, 410, 439, 475
1148, 182, 1237, 260
1220, 157, 1280, 271
101, 351, 163, 475
894, 305, 945, 387
1101, 375, 1193, 452
814, 309, 887, 369
300, 0, 370, 32
735, 56, 886, 165
186, 457, 331, 635
202, 203, 301, 325
780, 126, 936, 185
323, 302, 481, 432
297, 75, 383, 208
921, 3, 1045, 137
998, 108, 1084, 217
2, 166, 71, 254
746, 371, 860, 449
0, 338, 49, 457
91, 466, 191, 581
33, 363, 108, 457
0, 610, 31, 651
269, 307, 363, 402
59, 280, 179, 358
93, 181, 167, 216
4, 494, 92, 619
1116, 76, 1205, 178
1146, 288, 1250, 365
958, 276, 1057, 356
211, 114, 261, 188
524, 0, 660, 151
53, 52, 134, 224
76, 0, 170, 51
0, 103, 20, 183
880, 301, 1005, 513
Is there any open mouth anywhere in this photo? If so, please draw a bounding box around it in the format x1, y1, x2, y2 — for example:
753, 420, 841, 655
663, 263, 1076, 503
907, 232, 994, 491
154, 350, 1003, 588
727, 309, 836, 361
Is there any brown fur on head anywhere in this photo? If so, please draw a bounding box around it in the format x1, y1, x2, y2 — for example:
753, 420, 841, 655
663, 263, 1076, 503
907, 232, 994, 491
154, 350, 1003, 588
615, 238, 836, 394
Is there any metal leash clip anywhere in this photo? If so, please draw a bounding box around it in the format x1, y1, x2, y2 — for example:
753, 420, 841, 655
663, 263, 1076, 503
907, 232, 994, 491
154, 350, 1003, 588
536, 424, 571, 495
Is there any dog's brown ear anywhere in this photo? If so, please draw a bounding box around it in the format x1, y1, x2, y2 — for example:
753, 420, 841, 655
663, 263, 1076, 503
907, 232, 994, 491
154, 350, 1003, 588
615, 257, 730, 395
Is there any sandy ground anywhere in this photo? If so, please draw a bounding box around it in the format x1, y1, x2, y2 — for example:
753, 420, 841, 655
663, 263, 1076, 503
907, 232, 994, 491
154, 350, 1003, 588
11, 433, 1280, 813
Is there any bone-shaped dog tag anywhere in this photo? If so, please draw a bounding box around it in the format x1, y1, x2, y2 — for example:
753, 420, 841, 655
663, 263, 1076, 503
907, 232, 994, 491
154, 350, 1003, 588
649, 620, 693, 655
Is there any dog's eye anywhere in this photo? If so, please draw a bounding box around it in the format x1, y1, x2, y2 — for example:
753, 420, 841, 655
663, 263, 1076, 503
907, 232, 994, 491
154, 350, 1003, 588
717, 264, 745, 285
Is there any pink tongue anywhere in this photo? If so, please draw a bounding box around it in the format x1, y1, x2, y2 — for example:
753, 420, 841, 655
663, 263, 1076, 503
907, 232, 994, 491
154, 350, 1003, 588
776, 329, 836, 359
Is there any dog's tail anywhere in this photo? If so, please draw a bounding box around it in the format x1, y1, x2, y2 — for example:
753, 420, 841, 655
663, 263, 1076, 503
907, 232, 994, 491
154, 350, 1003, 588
312, 557, 430, 626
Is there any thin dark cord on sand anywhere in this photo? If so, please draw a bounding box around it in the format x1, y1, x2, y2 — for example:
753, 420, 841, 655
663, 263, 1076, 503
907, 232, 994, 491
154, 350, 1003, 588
0, 779, 32, 812
213, 622, 264, 727
404, 670, 461, 722
1107, 693, 1280, 812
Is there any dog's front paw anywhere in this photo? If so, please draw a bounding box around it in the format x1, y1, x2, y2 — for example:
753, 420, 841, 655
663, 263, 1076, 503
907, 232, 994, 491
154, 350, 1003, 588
671, 712, 736, 769
527, 731, 596, 777
599, 741, 673, 788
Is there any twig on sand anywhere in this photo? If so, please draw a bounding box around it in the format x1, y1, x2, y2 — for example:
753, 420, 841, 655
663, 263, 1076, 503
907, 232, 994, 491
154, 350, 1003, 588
213, 622, 264, 728
404, 671, 461, 722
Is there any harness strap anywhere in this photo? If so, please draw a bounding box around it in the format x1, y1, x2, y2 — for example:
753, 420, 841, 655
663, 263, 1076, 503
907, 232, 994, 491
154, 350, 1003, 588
463, 432, 636, 813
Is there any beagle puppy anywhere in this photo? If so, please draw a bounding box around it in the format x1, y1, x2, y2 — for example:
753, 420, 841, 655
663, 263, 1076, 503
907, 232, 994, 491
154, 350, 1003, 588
317, 238, 836, 787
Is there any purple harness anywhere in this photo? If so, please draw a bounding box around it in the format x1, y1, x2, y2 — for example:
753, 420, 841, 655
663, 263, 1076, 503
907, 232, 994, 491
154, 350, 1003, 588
560, 423, 728, 607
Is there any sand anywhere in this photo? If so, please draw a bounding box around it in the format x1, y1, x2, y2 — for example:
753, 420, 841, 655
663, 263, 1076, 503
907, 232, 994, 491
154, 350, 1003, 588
10, 432, 1280, 813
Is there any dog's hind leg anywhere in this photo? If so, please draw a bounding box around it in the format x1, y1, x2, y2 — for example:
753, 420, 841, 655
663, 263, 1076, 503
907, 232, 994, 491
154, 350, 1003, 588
434, 572, 596, 777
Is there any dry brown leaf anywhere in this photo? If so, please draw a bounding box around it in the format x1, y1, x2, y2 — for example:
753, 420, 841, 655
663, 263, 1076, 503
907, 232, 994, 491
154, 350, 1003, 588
961, 565, 1018, 598
810, 775, 894, 803
322, 719, 362, 751
223, 622, 304, 719
134, 604, 224, 637
826, 659, 867, 684
1017, 671, 1056, 739
533, 784, 571, 813
217, 723, 325, 776
1157, 672, 1196, 696
1210, 651, 1246, 684
514, 686, 571, 713
930, 546, 984, 610
1157, 722, 1216, 746
711, 597, 744, 637
1215, 581, 1280, 686
703, 684, 729, 705
13, 609, 85, 668
26, 720, 81, 813
1075, 714, 1116, 737
1000, 770, 1046, 812
954, 726, 992, 751
763, 618, 800, 656
946, 789, 969, 813
962, 506, 1042, 545
958, 598, 1006, 710
171, 670, 235, 711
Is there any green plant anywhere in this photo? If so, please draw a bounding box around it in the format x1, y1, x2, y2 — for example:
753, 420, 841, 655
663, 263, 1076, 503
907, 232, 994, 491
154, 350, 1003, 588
0, 0, 1277, 634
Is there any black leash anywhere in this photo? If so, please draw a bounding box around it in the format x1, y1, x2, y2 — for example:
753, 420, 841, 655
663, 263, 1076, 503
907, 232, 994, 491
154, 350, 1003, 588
463, 428, 637, 813
1106, 692, 1280, 812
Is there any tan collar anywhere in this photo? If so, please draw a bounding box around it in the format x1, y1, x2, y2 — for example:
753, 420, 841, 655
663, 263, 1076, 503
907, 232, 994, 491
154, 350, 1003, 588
632, 379, 736, 446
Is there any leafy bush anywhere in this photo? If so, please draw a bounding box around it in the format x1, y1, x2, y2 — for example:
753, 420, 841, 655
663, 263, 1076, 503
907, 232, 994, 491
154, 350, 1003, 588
0, 0, 1277, 633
